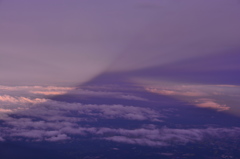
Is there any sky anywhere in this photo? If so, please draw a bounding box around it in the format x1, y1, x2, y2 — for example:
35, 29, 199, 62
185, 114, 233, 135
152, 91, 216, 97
0, 0, 240, 85
0, 0, 240, 155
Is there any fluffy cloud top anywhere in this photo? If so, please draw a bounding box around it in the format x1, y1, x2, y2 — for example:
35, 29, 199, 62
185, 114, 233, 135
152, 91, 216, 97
0, 84, 239, 147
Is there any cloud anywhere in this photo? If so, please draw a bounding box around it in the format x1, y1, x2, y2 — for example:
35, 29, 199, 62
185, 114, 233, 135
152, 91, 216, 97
195, 99, 230, 111
147, 88, 205, 97
118, 95, 148, 101
30, 91, 67, 95
0, 95, 46, 104
0, 95, 47, 114
9, 129, 70, 142
0, 84, 164, 143
0, 94, 239, 145
0, 108, 13, 113
0, 84, 160, 143
0, 106, 239, 147
0, 85, 148, 103
46, 134, 70, 142
8, 99, 162, 122
0, 85, 73, 91
2, 111, 240, 146
145, 83, 240, 112
97, 128, 203, 146
0, 85, 74, 100
0, 95, 47, 116
0, 84, 162, 145
0, 83, 239, 148
101, 127, 240, 147
11, 130, 48, 139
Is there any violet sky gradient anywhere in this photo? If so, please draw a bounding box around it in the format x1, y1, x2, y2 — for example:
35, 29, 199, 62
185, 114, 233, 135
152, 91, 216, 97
0, 0, 240, 86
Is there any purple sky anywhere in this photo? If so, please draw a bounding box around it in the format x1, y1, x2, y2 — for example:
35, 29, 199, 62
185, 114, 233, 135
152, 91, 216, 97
1, 0, 240, 85
0, 0, 240, 139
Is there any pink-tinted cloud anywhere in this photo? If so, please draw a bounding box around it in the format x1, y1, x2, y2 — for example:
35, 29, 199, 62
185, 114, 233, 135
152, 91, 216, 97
145, 83, 240, 112
195, 99, 230, 111
0, 108, 13, 113
0, 85, 73, 97
147, 88, 205, 97
0, 95, 46, 104
30, 91, 67, 95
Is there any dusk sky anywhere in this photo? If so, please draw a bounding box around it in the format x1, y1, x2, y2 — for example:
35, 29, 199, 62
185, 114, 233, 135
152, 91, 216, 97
0, 0, 240, 158
1, 0, 240, 85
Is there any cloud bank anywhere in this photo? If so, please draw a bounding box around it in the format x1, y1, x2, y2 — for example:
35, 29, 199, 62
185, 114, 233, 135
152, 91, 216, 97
146, 83, 239, 112
0, 84, 240, 147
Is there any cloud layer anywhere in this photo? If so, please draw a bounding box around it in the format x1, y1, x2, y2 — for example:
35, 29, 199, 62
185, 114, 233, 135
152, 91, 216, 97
146, 83, 239, 112
0, 84, 240, 147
